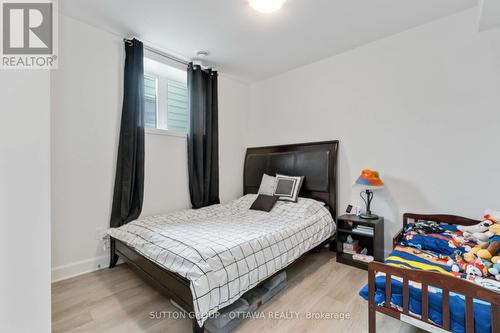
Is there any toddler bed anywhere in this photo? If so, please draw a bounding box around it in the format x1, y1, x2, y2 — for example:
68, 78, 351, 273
359, 213, 500, 333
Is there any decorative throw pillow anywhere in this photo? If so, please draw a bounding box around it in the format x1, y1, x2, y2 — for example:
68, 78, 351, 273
250, 195, 279, 212
273, 174, 304, 202
257, 174, 276, 196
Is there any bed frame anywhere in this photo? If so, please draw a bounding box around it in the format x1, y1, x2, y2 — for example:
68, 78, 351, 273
109, 140, 339, 332
368, 213, 500, 333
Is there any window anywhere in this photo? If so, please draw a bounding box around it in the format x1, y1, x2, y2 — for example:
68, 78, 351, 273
144, 75, 157, 128
166, 80, 188, 133
143, 56, 188, 134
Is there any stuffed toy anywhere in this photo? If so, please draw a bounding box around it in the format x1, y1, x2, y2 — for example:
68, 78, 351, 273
489, 256, 500, 280
448, 255, 489, 277
488, 263, 500, 281
490, 223, 500, 235
458, 220, 494, 235
476, 224, 500, 260
465, 259, 488, 277
463, 244, 488, 263
477, 236, 500, 260
459, 221, 495, 246
458, 209, 499, 243
448, 211, 500, 279
466, 264, 485, 277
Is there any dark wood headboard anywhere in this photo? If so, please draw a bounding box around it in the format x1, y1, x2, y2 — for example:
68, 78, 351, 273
243, 141, 339, 219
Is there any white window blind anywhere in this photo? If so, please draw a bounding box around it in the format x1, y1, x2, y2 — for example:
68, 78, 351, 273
144, 74, 157, 128
166, 80, 188, 133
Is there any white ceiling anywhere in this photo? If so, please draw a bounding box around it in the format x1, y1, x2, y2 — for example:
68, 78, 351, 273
60, 0, 477, 82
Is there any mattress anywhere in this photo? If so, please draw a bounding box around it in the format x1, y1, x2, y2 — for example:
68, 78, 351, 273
108, 194, 335, 326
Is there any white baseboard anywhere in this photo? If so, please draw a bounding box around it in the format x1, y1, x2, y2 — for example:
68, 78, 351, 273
51, 255, 109, 283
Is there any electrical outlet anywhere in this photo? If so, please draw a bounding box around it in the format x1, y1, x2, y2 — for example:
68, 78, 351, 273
103, 237, 110, 251
96, 227, 110, 251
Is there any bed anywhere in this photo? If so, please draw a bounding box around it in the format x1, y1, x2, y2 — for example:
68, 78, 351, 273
359, 214, 500, 333
108, 140, 339, 333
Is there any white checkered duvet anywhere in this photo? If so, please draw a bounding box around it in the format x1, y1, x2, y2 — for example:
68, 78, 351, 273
107, 194, 335, 326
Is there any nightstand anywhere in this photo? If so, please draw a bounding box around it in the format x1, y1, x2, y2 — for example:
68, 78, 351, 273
336, 214, 384, 269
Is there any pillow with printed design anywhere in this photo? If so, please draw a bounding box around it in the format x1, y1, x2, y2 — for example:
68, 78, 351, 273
273, 174, 304, 203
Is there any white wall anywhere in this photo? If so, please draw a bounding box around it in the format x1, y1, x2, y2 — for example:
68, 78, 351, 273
0, 72, 51, 332
247, 9, 500, 254
219, 76, 249, 203
51, 15, 249, 281
51, 15, 123, 280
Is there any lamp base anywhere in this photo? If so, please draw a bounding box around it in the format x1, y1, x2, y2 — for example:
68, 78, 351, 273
359, 213, 379, 220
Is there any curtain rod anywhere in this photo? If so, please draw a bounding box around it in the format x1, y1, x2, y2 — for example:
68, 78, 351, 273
123, 38, 189, 66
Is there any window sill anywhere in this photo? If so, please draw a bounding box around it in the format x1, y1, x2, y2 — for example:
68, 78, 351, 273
145, 127, 187, 138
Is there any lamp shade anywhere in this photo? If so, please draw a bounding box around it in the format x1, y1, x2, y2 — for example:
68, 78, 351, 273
355, 169, 384, 188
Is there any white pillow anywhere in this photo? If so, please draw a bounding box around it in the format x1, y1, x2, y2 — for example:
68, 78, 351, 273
273, 174, 304, 202
257, 174, 276, 196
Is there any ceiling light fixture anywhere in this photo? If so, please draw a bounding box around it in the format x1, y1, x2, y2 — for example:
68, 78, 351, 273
249, 0, 287, 14
195, 50, 209, 58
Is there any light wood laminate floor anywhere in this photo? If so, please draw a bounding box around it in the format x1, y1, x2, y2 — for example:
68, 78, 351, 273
52, 251, 422, 333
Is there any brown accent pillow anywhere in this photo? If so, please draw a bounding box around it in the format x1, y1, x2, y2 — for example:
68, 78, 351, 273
250, 195, 279, 212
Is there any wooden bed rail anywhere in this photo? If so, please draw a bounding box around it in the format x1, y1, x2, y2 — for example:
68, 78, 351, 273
402, 213, 480, 227
368, 261, 500, 333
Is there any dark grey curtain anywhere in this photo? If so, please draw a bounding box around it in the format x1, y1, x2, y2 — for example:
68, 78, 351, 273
187, 63, 220, 209
110, 38, 145, 228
